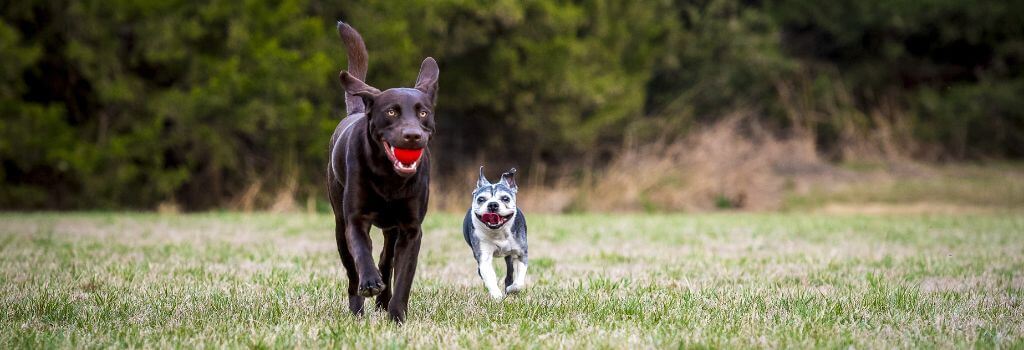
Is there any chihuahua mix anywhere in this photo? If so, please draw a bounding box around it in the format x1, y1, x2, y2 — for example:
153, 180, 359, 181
463, 167, 528, 299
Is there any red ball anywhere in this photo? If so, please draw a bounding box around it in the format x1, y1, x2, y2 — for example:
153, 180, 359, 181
393, 147, 423, 164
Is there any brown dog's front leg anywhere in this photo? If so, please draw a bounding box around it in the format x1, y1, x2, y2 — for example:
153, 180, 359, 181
388, 226, 423, 323
345, 218, 384, 297
375, 228, 399, 311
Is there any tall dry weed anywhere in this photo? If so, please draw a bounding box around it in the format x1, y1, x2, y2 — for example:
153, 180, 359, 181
427, 114, 829, 213
584, 114, 821, 212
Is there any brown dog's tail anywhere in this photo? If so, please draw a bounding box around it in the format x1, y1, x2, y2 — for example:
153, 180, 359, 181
337, 21, 369, 115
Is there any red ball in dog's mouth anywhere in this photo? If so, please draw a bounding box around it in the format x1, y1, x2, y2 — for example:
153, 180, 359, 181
382, 140, 424, 174
393, 147, 422, 164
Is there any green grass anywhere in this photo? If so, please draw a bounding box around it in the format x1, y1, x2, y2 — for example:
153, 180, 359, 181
2, 212, 1022, 348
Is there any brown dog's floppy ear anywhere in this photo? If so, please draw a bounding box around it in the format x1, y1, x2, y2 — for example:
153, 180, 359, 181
339, 70, 381, 108
414, 57, 439, 103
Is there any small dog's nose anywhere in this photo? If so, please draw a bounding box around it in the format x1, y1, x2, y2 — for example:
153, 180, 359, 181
487, 202, 499, 212
403, 130, 423, 143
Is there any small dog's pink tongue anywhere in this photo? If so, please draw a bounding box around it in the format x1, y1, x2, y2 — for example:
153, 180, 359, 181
481, 213, 502, 225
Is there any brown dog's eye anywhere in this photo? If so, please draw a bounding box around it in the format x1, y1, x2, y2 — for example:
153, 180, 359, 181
385, 109, 397, 117
418, 110, 428, 118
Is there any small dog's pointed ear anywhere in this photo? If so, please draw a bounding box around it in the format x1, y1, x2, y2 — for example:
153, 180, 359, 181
339, 70, 381, 100
499, 168, 518, 192
415, 57, 439, 103
477, 166, 491, 188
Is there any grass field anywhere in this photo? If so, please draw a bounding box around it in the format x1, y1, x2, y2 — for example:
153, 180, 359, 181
2, 212, 1022, 348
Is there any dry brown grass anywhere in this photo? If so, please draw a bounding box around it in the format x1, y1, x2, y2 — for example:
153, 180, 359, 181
430, 114, 1024, 214
586, 114, 822, 212
228, 115, 1020, 215
433, 114, 829, 212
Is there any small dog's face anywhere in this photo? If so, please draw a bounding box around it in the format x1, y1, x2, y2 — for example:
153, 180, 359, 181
472, 167, 518, 229
340, 58, 439, 176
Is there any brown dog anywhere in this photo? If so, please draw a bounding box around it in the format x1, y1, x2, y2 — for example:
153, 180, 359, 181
327, 21, 438, 323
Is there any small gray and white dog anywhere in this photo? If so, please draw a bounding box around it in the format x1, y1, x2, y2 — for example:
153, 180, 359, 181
463, 167, 528, 299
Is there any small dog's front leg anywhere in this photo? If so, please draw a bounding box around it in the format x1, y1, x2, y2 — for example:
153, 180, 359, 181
506, 257, 528, 294
476, 245, 503, 300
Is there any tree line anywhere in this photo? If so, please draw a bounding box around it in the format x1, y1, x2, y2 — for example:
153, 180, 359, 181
2, 0, 1021, 209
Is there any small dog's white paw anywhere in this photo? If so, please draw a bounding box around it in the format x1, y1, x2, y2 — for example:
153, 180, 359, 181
506, 284, 524, 295
489, 290, 504, 300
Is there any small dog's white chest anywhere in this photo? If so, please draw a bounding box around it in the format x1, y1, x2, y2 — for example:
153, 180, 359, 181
491, 239, 521, 257
475, 229, 522, 258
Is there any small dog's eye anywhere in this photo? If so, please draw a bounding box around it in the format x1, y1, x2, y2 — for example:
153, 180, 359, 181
477, 197, 486, 203
501, 196, 510, 203
418, 110, 428, 118
386, 109, 397, 117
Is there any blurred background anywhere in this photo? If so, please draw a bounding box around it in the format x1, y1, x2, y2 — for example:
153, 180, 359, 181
2, 0, 1022, 213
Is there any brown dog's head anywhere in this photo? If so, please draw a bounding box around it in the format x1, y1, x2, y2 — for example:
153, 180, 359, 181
339, 58, 439, 176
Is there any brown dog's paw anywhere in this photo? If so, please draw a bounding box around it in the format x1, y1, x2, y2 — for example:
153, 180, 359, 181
374, 292, 392, 311
388, 306, 407, 324
357, 277, 385, 297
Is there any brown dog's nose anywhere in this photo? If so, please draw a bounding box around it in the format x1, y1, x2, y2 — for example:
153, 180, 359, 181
403, 130, 423, 143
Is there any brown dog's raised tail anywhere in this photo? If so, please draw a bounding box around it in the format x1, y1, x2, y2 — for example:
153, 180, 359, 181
337, 21, 370, 115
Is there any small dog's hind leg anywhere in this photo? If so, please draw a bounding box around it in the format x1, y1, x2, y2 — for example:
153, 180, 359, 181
506, 258, 528, 294
503, 256, 515, 289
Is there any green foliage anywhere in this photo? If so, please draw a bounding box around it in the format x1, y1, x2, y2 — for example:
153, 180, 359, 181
916, 80, 1024, 158
2, 0, 342, 209
646, 0, 798, 128
1, 0, 1022, 208
767, 0, 1024, 157
0, 19, 73, 208
345, 0, 676, 160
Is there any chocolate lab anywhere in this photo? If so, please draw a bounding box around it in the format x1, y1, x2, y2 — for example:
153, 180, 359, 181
327, 21, 439, 323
